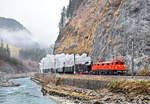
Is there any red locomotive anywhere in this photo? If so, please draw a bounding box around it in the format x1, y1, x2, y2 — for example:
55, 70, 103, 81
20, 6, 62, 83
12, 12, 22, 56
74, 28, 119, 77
92, 59, 126, 75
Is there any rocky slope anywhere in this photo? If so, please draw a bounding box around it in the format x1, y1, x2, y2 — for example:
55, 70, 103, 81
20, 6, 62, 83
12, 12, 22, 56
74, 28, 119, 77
54, 0, 150, 73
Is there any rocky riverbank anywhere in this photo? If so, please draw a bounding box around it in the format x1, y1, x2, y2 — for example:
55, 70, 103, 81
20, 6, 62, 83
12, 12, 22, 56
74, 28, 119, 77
0, 81, 20, 88
48, 95, 76, 104
0, 72, 37, 88
31, 74, 150, 104
40, 83, 150, 104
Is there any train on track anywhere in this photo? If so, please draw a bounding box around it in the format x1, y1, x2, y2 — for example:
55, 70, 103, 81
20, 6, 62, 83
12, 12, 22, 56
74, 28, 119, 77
39, 53, 126, 75
92, 59, 126, 75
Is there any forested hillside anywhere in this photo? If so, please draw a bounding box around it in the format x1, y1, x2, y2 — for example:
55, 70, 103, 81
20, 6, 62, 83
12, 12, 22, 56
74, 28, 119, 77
0, 41, 25, 73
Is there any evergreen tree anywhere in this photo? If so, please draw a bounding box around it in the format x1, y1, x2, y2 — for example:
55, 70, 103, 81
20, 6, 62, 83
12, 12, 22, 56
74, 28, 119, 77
59, 7, 66, 30
1, 39, 4, 48
66, 0, 83, 19
67, 0, 75, 18
6, 44, 10, 57
59, 0, 84, 30
0, 40, 4, 59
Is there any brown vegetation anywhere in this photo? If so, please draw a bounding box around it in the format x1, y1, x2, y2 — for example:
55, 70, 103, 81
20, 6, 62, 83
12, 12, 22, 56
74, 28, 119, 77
108, 79, 150, 95
54, 0, 107, 55
54, 0, 125, 55
137, 68, 150, 76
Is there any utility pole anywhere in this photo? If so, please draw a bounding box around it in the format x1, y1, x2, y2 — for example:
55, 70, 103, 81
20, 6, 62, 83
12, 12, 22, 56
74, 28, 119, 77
131, 37, 134, 76
63, 62, 65, 74
42, 60, 44, 78
74, 54, 76, 74
42, 60, 44, 73
54, 55, 56, 74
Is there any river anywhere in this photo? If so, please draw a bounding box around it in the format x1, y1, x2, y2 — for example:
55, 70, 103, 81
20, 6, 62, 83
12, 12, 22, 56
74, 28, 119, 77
0, 78, 59, 104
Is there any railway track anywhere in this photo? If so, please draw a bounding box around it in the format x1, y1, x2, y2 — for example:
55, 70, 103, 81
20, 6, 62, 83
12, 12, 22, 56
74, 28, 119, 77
55, 74, 150, 81
100, 75, 150, 80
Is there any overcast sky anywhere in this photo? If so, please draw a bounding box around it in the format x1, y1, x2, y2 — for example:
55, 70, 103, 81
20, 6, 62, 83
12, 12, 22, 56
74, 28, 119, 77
0, 0, 69, 47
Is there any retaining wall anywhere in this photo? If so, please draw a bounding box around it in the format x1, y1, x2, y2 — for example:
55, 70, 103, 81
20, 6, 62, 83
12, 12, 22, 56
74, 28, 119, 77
61, 78, 109, 90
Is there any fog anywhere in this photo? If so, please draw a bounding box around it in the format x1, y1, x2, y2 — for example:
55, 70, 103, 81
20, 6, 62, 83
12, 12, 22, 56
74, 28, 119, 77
0, 29, 39, 48
0, 0, 69, 48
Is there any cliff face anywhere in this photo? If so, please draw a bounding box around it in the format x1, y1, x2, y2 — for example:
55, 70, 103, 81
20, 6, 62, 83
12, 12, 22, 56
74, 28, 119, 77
54, 0, 150, 73
55, 0, 101, 54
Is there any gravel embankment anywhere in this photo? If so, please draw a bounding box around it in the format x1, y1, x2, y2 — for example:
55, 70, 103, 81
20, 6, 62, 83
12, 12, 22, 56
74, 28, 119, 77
31, 74, 150, 104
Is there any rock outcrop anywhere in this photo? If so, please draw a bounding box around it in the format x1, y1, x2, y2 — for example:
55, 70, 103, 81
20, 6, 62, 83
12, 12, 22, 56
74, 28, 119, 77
54, 0, 150, 73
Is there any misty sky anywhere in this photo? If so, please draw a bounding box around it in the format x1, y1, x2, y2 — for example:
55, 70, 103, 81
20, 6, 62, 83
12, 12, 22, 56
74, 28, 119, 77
0, 0, 68, 47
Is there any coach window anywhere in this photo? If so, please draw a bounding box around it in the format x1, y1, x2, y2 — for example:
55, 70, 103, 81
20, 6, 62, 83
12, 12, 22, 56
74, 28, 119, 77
98, 64, 100, 66
120, 62, 124, 65
107, 63, 109, 66
112, 63, 114, 65
116, 62, 119, 64
102, 64, 104, 66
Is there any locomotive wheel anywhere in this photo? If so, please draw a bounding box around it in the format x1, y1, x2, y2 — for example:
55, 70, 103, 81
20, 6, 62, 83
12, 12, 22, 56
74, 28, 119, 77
104, 71, 107, 75
112, 71, 118, 75
106, 71, 109, 75
98, 71, 101, 75
109, 71, 112, 75
99, 71, 102, 75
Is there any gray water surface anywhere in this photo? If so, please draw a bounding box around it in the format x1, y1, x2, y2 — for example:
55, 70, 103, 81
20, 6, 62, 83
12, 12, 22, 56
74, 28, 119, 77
0, 78, 59, 104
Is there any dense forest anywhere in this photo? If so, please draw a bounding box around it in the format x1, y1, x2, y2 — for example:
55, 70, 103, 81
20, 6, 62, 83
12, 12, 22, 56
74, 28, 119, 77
19, 45, 54, 62
19, 48, 47, 62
